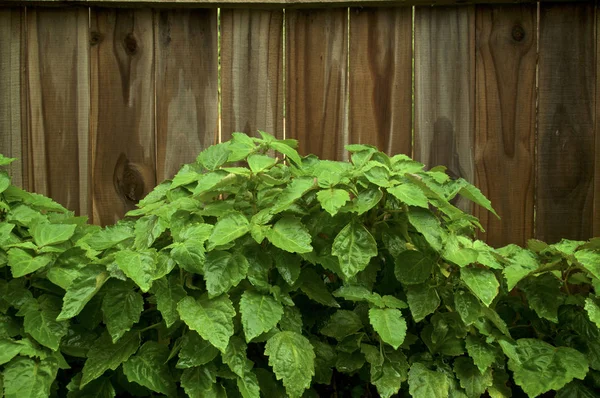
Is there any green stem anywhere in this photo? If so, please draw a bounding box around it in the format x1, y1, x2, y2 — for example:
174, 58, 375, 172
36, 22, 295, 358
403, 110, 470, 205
138, 322, 162, 333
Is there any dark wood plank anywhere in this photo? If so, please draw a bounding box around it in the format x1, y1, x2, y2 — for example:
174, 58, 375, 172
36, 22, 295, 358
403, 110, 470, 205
90, 8, 155, 225
596, 1, 600, 238
537, 3, 596, 243
474, 4, 537, 247
414, 6, 475, 212
349, 7, 412, 156
0, 8, 25, 188
286, 8, 347, 159
155, 9, 218, 182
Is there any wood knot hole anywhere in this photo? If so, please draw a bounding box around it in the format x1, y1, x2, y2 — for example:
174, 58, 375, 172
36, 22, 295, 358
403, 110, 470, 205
90, 31, 103, 46
511, 25, 525, 42
114, 154, 145, 203
124, 33, 138, 55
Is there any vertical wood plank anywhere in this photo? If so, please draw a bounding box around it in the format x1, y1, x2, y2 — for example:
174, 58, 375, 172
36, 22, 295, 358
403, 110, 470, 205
596, 1, 600, 238
221, 9, 283, 141
349, 7, 412, 156
0, 8, 25, 187
475, 5, 537, 247
155, 9, 218, 182
537, 3, 596, 243
90, 9, 155, 226
286, 8, 347, 160
26, 8, 90, 216
414, 6, 475, 212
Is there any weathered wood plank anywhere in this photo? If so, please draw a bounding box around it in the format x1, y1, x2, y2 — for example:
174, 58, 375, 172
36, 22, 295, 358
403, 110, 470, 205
474, 4, 536, 247
596, 1, 600, 238
0, 8, 25, 188
90, 8, 155, 225
537, 3, 596, 243
155, 9, 218, 182
414, 6, 474, 213
286, 8, 347, 159
349, 7, 412, 156
25, 8, 90, 216
221, 9, 283, 140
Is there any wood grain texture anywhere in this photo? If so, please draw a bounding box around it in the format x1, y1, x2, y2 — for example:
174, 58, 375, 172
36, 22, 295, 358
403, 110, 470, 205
537, 3, 596, 243
155, 9, 218, 182
25, 8, 90, 216
90, 8, 155, 225
414, 6, 474, 212
0, 8, 25, 188
221, 9, 283, 140
286, 8, 347, 159
474, 5, 536, 247
596, 1, 600, 238
349, 7, 412, 156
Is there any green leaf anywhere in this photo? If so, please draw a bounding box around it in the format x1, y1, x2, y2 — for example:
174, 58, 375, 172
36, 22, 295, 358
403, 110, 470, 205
332, 220, 378, 279
0, 154, 16, 165
320, 310, 363, 340
204, 251, 249, 298
406, 284, 440, 322
460, 268, 499, 307
58, 265, 109, 320
78, 223, 134, 251
502, 247, 539, 290
240, 290, 284, 342
265, 216, 313, 254
408, 362, 449, 398
521, 273, 563, 322
336, 351, 365, 373
170, 241, 205, 274
122, 341, 176, 396
332, 285, 385, 307
67, 375, 116, 398
299, 268, 340, 308
236, 370, 261, 398
270, 177, 315, 214
228, 133, 257, 161
370, 351, 409, 398
3, 357, 58, 398
222, 336, 253, 377
115, 249, 156, 292
22, 295, 68, 350
193, 170, 230, 196
8, 248, 52, 278
101, 281, 144, 343
152, 276, 186, 328
81, 330, 140, 387
197, 142, 231, 170
133, 214, 166, 249
0, 172, 10, 193
177, 294, 235, 353
505, 338, 589, 397
354, 187, 383, 215
458, 182, 498, 218
443, 235, 479, 267
270, 141, 302, 166
274, 250, 301, 286
207, 212, 250, 249
453, 357, 493, 398
248, 154, 277, 173
556, 381, 599, 398
576, 250, 600, 280
465, 335, 497, 374
487, 370, 511, 398
585, 298, 600, 329
388, 184, 429, 208
0, 339, 23, 365
265, 331, 316, 398
369, 308, 407, 350
30, 222, 76, 247
317, 189, 350, 216
407, 208, 446, 252
394, 250, 435, 285
181, 365, 226, 398
279, 306, 303, 333
176, 331, 219, 369
454, 290, 481, 326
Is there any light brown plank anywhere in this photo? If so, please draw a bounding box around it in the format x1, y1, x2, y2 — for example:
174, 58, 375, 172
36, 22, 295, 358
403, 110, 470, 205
537, 3, 596, 243
155, 9, 218, 182
349, 7, 412, 156
414, 6, 474, 212
596, 1, 600, 238
90, 8, 156, 226
221, 9, 283, 141
0, 8, 25, 188
474, 5, 536, 247
286, 8, 347, 159
25, 8, 90, 216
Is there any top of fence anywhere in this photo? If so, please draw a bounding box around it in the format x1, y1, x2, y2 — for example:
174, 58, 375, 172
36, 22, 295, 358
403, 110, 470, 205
0, 0, 583, 8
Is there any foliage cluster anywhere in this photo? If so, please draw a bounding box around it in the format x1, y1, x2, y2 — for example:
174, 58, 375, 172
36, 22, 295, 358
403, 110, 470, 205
1, 133, 600, 398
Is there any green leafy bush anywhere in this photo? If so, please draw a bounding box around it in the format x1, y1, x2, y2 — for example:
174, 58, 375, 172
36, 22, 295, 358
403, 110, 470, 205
1, 133, 599, 398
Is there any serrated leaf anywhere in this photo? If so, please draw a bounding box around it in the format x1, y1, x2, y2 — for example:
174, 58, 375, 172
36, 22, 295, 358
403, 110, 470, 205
299, 268, 339, 308
487, 370, 511, 398
197, 142, 231, 170
8, 248, 52, 278
320, 310, 363, 340
237, 369, 261, 398
3, 357, 58, 398
274, 249, 301, 285
58, 265, 109, 320
177, 294, 235, 352
502, 247, 539, 290
270, 141, 302, 166
394, 250, 435, 285
465, 335, 497, 374
122, 341, 176, 396
114, 249, 156, 292
332, 220, 378, 279
170, 241, 205, 274
0, 339, 22, 365
133, 214, 166, 249
78, 223, 134, 251
556, 380, 599, 398
460, 267, 499, 307
408, 362, 449, 398
354, 187, 383, 215
370, 351, 409, 398
407, 208, 445, 252
388, 184, 429, 208
177, 331, 219, 369
152, 276, 186, 328
207, 212, 250, 249
248, 154, 277, 173
332, 285, 384, 307
458, 182, 498, 218
67, 375, 116, 398
406, 284, 440, 322
369, 308, 406, 350
265, 331, 315, 398
81, 331, 140, 387
222, 336, 253, 378
265, 216, 312, 254
240, 290, 284, 342
317, 189, 350, 216
521, 273, 563, 322
101, 281, 144, 343
22, 295, 68, 350
204, 251, 249, 298
180, 365, 218, 398
270, 177, 315, 214
382, 295, 408, 309
576, 250, 600, 280
585, 298, 600, 329
31, 222, 76, 247
443, 235, 479, 267
0, 154, 16, 165
336, 351, 365, 373
453, 357, 493, 398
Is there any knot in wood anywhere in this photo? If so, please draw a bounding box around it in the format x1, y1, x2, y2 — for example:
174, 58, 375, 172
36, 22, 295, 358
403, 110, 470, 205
114, 154, 145, 204
511, 24, 525, 42
124, 33, 138, 55
90, 31, 103, 46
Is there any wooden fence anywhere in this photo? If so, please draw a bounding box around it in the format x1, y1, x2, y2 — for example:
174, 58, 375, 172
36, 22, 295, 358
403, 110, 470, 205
0, 0, 598, 248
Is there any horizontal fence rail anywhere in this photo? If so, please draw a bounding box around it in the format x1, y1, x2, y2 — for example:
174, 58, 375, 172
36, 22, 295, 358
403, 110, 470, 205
0, 1, 598, 248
